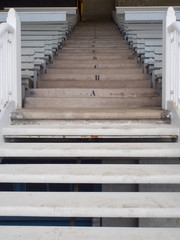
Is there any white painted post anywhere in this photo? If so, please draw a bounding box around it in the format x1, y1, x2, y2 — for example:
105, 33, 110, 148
162, 7, 176, 110
7, 9, 22, 109
178, 33, 180, 109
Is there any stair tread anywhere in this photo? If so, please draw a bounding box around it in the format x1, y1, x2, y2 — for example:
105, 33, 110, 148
38, 80, 151, 88
0, 192, 179, 218
0, 164, 179, 184
49, 63, 139, 69
40, 73, 147, 81
26, 88, 159, 98
24, 97, 161, 109
3, 124, 178, 136
46, 69, 142, 74
11, 108, 167, 120
0, 227, 180, 240
0, 142, 180, 157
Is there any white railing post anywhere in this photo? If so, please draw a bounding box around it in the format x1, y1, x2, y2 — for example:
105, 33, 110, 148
162, 7, 176, 110
7, 9, 22, 109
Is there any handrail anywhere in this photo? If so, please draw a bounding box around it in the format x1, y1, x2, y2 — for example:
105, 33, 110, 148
168, 21, 180, 33
0, 23, 14, 38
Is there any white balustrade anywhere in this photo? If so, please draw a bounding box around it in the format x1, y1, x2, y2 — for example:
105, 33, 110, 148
0, 9, 21, 112
163, 7, 180, 110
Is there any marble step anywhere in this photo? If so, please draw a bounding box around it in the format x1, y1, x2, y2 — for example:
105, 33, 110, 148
1, 142, 179, 158
0, 164, 179, 184
0, 192, 179, 218
0, 227, 179, 240
3, 124, 178, 139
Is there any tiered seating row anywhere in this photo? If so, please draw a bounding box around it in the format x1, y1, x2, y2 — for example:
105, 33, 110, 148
112, 7, 180, 91
0, 9, 77, 99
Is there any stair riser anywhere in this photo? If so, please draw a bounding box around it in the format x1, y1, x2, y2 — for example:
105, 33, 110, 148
71, 33, 122, 35
59, 52, 132, 57
24, 97, 162, 109
53, 59, 137, 64
67, 36, 124, 40
56, 55, 136, 60
64, 44, 128, 48
60, 49, 131, 53
38, 80, 151, 88
46, 69, 142, 74
11, 110, 165, 121
49, 63, 139, 69
63, 45, 129, 48
4, 125, 177, 137
41, 73, 147, 81
66, 41, 126, 45
27, 89, 159, 98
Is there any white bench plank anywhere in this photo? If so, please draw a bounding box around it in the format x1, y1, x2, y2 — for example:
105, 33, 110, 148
0, 164, 179, 184
5, 7, 77, 15
0, 143, 180, 158
116, 6, 180, 14
0, 192, 179, 218
0, 227, 180, 240
0, 12, 66, 22
124, 11, 180, 22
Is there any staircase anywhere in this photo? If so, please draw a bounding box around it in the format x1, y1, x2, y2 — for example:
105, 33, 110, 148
12, 21, 167, 123
1, 20, 180, 239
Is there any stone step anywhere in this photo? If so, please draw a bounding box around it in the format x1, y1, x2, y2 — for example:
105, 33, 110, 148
3, 124, 177, 139
64, 40, 126, 44
24, 97, 161, 109
46, 68, 142, 75
69, 32, 122, 36
0, 192, 179, 217
68, 37, 125, 41
63, 44, 129, 48
52, 59, 137, 65
11, 108, 167, 121
0, 227, 179, 240
60, 49, 131, 53
59, 52, 131, 57
26, 88, 159, 98
1, 142, 180, 158
49, 62, 139, 69
40, 73, 147, 81
0, 164, 179, 183
56, 55, 136, 60
66, 41, 126, 45
37, 80, 150, 88
71, 32, 121, 35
